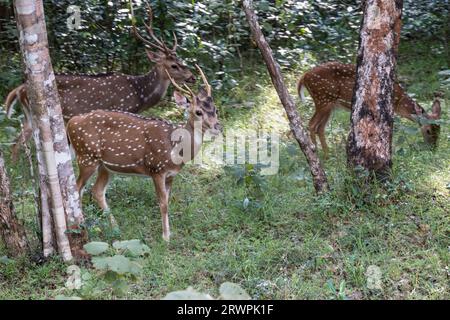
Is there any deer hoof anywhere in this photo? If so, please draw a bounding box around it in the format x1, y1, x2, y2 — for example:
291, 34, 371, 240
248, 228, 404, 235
162, 233, 171, 242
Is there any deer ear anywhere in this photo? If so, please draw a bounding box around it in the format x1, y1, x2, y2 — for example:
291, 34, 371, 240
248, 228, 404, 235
145, 49, 164, 63
431, 99, 441, 119
173, 91, 189, 109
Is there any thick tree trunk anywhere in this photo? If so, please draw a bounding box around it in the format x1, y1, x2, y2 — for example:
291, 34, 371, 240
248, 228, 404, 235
347, 0, 403, 178
0, 149, 29, 257
13, 0, 86, 261
243, 0, 328, 193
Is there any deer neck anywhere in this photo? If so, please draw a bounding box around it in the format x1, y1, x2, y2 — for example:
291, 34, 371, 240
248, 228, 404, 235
397, 92, 427, 122
136, 66, 171, 112
182, 120, 204, 161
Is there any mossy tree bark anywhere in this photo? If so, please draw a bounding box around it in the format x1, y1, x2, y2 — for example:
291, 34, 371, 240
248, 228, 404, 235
347, 0, 403, 178
243, 0, 328, 193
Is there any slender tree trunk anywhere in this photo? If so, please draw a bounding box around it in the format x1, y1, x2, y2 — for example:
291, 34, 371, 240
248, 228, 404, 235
0, 149, 29, 257
13, 0, 87, 261
347, 0, 403, 178
33, 125, 55, 256
444, 0, 450, 68
243, 0, 328, 193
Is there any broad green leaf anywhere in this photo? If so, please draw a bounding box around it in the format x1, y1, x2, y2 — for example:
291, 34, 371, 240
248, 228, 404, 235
163, 287, 213, 300
83, 241, 110, 255
219, 282, 251, 300
92, 255, 136, 275
128, 261, 143, 275
112, 239, 150, 257
55, 295, 82, 300
0, 256, 14, 264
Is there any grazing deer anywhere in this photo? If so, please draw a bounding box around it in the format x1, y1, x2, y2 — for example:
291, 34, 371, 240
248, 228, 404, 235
67, 65, 221, 241
4, 2, 195, 155
297, 62, 442, 158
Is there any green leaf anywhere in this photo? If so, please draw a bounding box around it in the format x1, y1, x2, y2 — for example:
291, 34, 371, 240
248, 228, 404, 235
91, 256, 109, 270
92, 255, 141, 275
326, 279, 336, 293
55, 295, 82, 300
219, 282, 251, 300
128, 261, 143, 275
112, 239, 150, 257
4, 126, 17, 135
163, 287, 213, 300
0, 256, 14, 264
104, 270, 120, 282
83, 241, 110, 255
243, 198, 250, 209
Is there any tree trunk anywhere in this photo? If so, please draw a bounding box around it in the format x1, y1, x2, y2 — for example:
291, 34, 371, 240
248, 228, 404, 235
347, 0, 403, 178
243, 0, 328, 193
33, 125, 55, 256
445, 0, 450, 68
0, 149, 29, 257
13, 0, 87, 261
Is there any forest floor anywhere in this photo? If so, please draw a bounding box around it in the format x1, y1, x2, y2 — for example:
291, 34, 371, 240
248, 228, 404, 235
0, 40, 449, 300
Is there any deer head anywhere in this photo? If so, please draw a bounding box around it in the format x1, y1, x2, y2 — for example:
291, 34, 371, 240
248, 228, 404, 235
168, 65, 222, 136
414, 99, 442, 148
131, 1, 195, 84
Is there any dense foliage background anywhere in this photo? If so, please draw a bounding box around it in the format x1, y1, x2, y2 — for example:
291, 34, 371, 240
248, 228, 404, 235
0, 0, 449, 97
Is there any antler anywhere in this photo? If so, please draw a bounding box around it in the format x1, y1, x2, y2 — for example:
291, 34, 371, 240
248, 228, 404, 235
164, 69, 194, 98
171, 31, 178, 52
129, 0, 175, 53
195, 64, 212, 96
142, 2, 167, 50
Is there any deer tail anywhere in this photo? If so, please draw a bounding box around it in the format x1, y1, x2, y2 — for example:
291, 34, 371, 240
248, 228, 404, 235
297, 74, 308, 103
4, 87, 19, 118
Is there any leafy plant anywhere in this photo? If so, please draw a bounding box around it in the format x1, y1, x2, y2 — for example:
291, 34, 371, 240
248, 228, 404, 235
57, 239, 150, 299
326, 279, 347, 300
163, 282, 251, 300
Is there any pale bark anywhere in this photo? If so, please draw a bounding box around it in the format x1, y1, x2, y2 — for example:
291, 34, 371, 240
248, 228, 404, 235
33, 125, 55, 256
13, 0, 81, 261
243, 0, 328, 193
347, 0, 403, 177
0, 149, 29, 257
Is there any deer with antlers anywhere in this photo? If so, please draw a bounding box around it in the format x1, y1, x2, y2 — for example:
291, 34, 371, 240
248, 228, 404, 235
67, 65, 221, 241
297, 62, 442, 158
4, 2, 195, 157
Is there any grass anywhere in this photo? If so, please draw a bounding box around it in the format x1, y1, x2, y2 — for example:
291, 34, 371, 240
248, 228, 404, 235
0, 40, 449, 300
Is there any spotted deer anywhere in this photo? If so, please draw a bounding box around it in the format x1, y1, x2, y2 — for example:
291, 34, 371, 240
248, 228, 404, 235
67, 65, 221, 241
297, 62, 442, 158
4, 2, 195, 155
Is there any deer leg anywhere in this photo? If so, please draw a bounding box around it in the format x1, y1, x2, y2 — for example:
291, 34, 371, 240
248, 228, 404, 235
11, 120, 33, 161
317, 107, 333, 159
92, 164, 111, 210
165, 176, 174, 194
76, 164, 98, 199
308, 111, 323, 147
153, 174, 170, 242
92, 164, 119, 229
